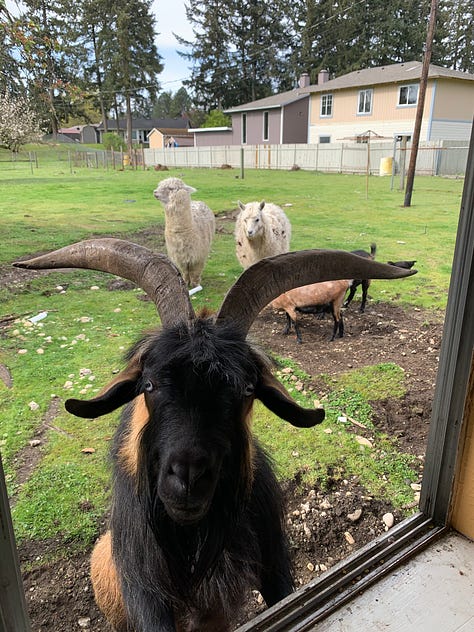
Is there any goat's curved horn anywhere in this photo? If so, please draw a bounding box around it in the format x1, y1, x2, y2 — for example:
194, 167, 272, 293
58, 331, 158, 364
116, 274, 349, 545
216, 249, 417, 334
13, 238, 195, 328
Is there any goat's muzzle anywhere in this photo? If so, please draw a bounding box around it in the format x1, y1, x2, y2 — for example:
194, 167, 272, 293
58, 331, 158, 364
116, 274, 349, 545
159, 449, 219, 525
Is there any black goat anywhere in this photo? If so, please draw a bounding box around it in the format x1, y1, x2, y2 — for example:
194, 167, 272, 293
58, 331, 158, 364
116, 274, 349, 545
14, 239, 416, 632
343, 243, 376, 312
387, 260, 417, 269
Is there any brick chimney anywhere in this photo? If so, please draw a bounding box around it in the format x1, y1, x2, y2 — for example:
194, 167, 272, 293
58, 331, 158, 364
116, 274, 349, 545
298, 73, 310, 88
318, 69, 330, 84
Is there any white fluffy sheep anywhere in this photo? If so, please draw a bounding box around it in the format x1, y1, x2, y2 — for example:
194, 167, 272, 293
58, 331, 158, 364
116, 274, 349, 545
234, 200, 291, 269
153, 177, 215, 287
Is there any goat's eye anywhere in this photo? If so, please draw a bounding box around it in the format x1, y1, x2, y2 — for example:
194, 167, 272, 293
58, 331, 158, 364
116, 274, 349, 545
244, 384, 255, 397
144, 379, 155, 393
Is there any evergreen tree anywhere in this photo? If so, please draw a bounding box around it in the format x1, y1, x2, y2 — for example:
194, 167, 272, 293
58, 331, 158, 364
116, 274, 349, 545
177, 0, 235, 109
178, 0, 291, 109
173, 86, 193, 116
227, 0, 293, 101
74, 0, 116, 130
13, 0, 82, 134
0, 4, 24, 95
153, 87, 193, 118
153, 91, 174, 117
101, 0, 163, 150
289, 0, 440, 83
439, 0, 474, 72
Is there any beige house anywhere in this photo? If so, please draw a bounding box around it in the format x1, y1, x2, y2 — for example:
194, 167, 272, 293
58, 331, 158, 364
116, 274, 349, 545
148, 127, 194, 149
308, 61, 474, 144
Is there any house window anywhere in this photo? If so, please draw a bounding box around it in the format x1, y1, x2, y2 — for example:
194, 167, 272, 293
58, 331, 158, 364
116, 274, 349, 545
263, 111, 269, 142
358, 89, 373, 114
398, 84, 419, 106
319, 135, 331, 143
242, 113, 247, 144
320, 94, 333, 117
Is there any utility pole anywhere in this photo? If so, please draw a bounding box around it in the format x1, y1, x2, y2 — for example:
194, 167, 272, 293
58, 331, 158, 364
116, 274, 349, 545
403, 0, 438, 207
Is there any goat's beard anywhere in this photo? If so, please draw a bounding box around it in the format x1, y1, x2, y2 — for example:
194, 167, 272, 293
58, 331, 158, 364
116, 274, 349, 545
139, 462, 249, 604
141, 484, 222, 603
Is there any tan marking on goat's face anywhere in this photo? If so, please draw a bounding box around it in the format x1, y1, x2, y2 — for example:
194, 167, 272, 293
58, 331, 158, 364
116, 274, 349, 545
118, 394, 150, 478
240, 397, 256, 498
90, 531, 127, 630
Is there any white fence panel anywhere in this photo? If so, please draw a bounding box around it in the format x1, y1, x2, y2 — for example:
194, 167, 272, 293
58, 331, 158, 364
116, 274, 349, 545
143, 141, 468, 176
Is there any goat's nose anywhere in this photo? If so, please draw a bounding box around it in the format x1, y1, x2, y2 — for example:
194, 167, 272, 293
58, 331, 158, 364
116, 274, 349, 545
168, 455, 211, 492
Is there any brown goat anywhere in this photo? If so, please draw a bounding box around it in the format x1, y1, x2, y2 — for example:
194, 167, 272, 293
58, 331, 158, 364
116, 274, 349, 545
272, 279, 351, 343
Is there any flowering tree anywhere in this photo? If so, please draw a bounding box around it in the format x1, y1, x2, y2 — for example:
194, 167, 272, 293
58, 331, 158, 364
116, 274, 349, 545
0, 92, 43, 152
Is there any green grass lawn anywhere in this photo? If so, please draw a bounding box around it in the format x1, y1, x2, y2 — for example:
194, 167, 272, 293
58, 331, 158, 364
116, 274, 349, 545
0, 147, 464, 549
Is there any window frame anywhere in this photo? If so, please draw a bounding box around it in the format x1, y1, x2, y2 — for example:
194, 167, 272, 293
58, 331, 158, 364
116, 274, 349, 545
319, 135, 331, 144
398, 83, 419, 107
358, 88, 373, 115
320, 93, 333, 118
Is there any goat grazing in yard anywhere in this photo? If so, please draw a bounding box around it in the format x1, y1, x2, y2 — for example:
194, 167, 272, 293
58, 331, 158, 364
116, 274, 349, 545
343, 243, 377, 313
14, 241, 416, 631
235, 200, 291, 268
154, 177, 215, 287
272, 279, 352, 343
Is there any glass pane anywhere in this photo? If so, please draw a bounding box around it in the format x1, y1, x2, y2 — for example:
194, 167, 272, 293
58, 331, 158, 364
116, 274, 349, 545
408, 85, 418, 104
365, 91, 371, 112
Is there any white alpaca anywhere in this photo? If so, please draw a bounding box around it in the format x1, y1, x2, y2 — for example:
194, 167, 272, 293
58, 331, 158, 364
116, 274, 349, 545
153, 177, 215, 287
234, 200, 291, 269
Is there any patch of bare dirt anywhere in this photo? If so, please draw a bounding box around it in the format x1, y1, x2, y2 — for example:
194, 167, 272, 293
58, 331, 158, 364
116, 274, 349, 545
3, 222, 443, 631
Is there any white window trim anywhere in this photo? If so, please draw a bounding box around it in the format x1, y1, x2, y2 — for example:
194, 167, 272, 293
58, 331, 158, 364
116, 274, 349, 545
398, 83, 419, 107
357, 88, 373, 115
320, 93, 333, 118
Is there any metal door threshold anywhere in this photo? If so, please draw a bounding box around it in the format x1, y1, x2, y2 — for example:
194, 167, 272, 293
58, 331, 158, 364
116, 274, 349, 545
236, 513, 446, 632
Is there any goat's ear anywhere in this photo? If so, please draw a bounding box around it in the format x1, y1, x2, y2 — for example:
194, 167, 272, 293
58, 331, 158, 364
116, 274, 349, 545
255, 369, 325, 428
259, 200, 266, 210
238, 200, 245, 211
65, 365, 141, 419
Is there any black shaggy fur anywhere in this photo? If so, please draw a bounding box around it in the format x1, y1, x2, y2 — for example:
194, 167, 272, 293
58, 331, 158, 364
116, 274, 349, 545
72, 318, 305, 631
387, 260, 417, 269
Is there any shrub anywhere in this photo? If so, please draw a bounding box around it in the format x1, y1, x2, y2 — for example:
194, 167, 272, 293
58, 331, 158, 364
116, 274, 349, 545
102, 132, 126, 151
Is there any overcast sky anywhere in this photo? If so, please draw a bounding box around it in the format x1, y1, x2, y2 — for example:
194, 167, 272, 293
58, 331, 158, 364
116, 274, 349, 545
6, 0, 194, 92
153, 0, 194, 90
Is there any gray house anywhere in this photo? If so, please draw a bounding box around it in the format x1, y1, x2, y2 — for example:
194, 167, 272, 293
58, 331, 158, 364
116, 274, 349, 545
57, 124, 99, 143
191, 74, 317, 147
96, 117, 190, 146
